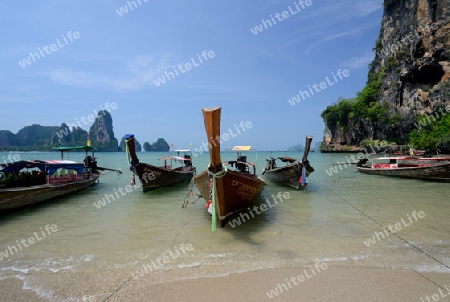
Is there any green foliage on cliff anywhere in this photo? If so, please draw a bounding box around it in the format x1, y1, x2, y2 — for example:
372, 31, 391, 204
321, 99, 354, 130
0, 111, 120, 151
0, 130, 19, 146
17, 124, 59, 147
0, 124, 89, 151
55, 123, 90, 146
143, 138, 170, 152
409, 113, 450, 151
321, 67, 388, 129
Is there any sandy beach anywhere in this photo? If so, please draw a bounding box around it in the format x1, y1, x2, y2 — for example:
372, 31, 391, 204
1, 265, 449, 302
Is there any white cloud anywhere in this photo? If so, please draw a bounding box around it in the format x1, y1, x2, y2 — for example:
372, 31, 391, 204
45, 54, 174, 90
305, 22, 377, 52
343, 52, 375, 70
356, 0, 383, 16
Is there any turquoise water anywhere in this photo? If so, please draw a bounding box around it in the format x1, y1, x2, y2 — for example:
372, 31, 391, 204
1, 151, 449, 297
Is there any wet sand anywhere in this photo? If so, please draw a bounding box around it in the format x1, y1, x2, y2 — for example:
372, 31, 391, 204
1, 265, 449, 302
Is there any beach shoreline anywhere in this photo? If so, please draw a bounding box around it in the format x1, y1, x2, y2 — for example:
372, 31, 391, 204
2, 265, 449, 302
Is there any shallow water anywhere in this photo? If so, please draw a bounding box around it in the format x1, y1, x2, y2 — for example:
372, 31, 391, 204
1, 151, 449, 297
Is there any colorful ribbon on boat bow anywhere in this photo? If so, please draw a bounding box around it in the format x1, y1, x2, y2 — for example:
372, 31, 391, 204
299, 161, 308, 187
125, 138, 137, 186
207, 164, 227, 232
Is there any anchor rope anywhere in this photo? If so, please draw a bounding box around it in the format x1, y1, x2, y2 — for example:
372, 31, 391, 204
182, 177, 202, 208
103, 180, 194, 302
332, 189, 449, 290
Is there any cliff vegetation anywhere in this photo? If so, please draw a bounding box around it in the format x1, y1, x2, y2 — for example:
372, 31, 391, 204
321, 0, 450, 153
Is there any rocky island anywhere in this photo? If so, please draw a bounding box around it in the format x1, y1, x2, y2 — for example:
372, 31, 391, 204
0, 111, 169, 152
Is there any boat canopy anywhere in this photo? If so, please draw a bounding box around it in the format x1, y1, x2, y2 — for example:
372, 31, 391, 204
158, 156, 191, 161
231, 146, 252, 151
56, 146, 94, 152
1, 160, 85, 175
279, 156, 297, 163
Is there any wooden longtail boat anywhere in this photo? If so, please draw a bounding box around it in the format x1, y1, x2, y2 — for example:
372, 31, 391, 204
124, 134, 195, 192
0, 144, 120, 211
356, 156, 450, 180
192, 107, 266, 229
263, 136, 315, 189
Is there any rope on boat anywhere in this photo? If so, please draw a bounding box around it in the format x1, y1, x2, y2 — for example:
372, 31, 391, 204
99, 170, 122, 177
333, 191, 450, 290
208, 164, 227, 232
173, 195, 193, 244
182, 177, 202, 208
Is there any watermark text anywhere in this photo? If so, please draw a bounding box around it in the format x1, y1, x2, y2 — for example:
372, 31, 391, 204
266, 261, 328, 299
18, 31, 80, 68
228, 191, 290, 228
153, 50, 215, 87
191, 121, 253, 157
0, 224, 58, 261
250, 0, 313, 35
288, 69, 350, 106
363, 210, 425, 247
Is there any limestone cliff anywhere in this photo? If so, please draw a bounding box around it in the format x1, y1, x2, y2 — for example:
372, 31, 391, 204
89, 110, 119, 152
0, 111, 120, 151
322, 0, 450, 152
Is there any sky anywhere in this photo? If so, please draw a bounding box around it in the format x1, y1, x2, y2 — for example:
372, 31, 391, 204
0, 0, 384, 151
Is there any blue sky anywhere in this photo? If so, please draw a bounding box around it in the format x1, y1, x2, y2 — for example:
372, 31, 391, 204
0, 0, 383, 151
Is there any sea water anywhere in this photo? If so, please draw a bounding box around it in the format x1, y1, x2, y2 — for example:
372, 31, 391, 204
0, 151, 449, 296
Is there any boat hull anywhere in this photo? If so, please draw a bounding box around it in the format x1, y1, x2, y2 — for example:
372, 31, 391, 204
194, 169, 266, 227
264, 163, 303, 189
135, 163, 194, 192
356, 162, 450, 179
0, 174, 99, 211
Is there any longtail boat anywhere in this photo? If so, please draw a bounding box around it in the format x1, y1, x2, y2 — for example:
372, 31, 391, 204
0, 144, 121, 211
124, 134, 195, 192
191, 107, 266, 229
356, 156, 450, 180
263, 136, 315, 189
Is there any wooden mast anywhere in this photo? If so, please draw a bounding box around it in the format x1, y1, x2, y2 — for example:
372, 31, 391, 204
201, 107, 224, 231
202, 107, 222, 172
302, 136, 313, 162
125, 134, 139, 164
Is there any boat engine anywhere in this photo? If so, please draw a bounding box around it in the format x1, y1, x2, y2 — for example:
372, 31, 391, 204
84, 155, 98, 171
237, 155, 247, 173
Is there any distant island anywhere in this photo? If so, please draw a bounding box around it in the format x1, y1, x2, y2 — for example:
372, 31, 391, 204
287, 145, 304, 152
286, 141, 320, 152
0, 111, 170, 152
